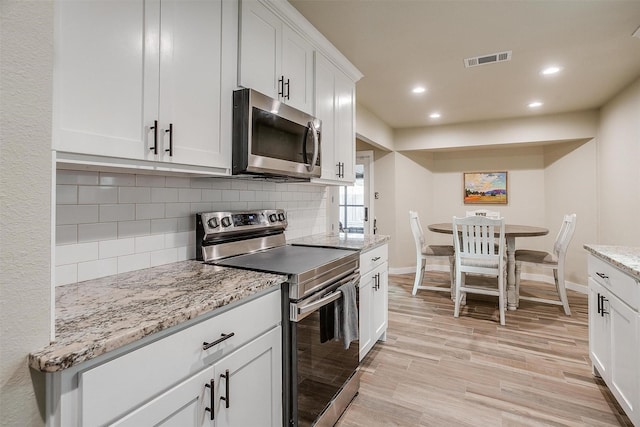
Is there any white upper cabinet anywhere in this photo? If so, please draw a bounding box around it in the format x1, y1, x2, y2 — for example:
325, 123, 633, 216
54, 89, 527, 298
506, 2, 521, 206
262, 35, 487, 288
239, 0, 314, 114
313, 52, 356, 184
53, 0, 234, 173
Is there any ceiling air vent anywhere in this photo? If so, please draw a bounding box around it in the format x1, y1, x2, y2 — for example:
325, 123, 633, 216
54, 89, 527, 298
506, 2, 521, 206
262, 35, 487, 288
464, 50, 512, 68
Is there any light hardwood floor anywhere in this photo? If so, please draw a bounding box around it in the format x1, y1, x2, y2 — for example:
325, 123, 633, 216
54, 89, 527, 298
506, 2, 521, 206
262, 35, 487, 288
337, 272, 633, 426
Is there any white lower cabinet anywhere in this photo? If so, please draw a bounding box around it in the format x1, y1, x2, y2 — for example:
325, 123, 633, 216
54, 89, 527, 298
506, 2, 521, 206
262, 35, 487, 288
359, 244, 389, 361
588, 254, 639, 426
46, 290, 282, 427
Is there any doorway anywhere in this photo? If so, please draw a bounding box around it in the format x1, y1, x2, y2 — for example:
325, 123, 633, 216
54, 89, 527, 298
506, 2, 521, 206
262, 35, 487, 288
338, 151, 375, 235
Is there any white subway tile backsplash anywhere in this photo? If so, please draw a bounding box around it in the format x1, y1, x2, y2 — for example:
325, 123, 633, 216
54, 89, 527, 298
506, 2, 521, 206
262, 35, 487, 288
118, 220, 151, 238
99, 172, 135, 187
78, 186, 118, 204
56, 264, 77, 286
57, 185, 78, 204
166, 176, 190, 188
150, 248, 178, 267
201, 189, 222, 202
178, 188, 201, 202
57, 170, 98, 185
136, 174, 166, 187
78, 258, 118, 282
136, 203, 165, 220
118, 253, 150, 274
99, 238, 134, 258
165, 203, 192, 218
151, 218, 179, 235
151, 187, 178, 203
78, 222, 118, 242
56, 205, 99, 225
56, 242, 99, 266
135, 234, 165, 253
56, 170, 327, 285
56, 225, 78, 245
119, 187, 151, 204
99, 204, 135, 222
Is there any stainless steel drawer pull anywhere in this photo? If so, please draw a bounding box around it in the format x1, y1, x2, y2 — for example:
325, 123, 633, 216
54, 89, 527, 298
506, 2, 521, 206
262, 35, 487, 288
371, 256, 381, 262
220, 369, 230, 408
596, 272, 609, 279
203, 332, 235, 350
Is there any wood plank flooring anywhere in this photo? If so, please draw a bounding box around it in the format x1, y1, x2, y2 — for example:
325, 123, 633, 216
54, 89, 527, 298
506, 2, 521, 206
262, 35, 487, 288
337, 272, 633, 426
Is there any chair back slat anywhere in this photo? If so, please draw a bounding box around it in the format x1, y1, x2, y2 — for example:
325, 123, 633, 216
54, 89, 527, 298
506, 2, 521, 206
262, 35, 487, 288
453, 216, 505, 271
409, 210, 425, 251
553, 213, 577, 257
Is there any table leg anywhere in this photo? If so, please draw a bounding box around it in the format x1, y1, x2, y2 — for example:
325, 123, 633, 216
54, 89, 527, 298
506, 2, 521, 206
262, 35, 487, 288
506, 236, 517, 310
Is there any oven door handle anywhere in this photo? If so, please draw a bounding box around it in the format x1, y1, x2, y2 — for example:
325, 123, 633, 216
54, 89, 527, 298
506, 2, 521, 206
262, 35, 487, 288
291, 271, 360, 322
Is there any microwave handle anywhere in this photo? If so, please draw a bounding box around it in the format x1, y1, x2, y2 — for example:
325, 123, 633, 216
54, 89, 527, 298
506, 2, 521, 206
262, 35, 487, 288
306, 121, 319, 172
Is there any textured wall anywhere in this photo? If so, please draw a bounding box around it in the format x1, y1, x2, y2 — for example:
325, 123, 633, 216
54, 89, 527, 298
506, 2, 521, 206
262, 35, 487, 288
0, 1, 53, 425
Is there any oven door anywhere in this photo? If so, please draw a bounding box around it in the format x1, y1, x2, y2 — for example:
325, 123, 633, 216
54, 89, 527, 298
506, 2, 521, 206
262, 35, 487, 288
287, 272, 360, 427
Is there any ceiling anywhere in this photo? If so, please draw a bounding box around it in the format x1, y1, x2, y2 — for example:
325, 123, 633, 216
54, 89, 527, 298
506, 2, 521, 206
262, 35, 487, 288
289, 0, 640, 129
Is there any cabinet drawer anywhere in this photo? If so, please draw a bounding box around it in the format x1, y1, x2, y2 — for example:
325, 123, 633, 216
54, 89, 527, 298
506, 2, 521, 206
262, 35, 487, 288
360, 244, 388, 274
80, 289, 281, 426
589, 255, 639, 311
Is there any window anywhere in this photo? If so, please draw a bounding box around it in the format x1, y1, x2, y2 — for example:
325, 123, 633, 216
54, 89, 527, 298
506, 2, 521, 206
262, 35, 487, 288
339, 164, 365, 233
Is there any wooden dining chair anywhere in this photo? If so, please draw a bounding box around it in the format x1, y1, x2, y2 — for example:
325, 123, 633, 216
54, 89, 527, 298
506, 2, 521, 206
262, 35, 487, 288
409, 211, 455, 297
452, 215, 507, 325
514, 213, 576, 315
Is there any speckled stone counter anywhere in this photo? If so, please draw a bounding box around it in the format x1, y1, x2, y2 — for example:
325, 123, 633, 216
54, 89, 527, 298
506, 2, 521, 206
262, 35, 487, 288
584, 244, 640, 281
29, 261, 287, 373
288, 233, 390, 251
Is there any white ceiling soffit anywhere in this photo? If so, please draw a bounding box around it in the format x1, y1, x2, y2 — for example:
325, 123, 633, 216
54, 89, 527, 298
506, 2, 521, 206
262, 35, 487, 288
464, 51, 512, 68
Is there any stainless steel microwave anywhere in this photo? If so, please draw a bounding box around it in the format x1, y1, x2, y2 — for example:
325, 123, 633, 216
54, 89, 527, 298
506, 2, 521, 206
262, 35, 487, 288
232, 88, 321, 179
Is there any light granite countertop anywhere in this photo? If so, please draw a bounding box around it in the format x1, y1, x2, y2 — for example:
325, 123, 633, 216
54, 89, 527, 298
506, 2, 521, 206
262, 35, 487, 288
288, 232, 390, 251
29, 261, 287, 373
584, 244, 640, 281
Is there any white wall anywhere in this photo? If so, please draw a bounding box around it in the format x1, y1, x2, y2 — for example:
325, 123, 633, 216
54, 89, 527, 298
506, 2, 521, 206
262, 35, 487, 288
598, 76, 640, 245
0, 1, 53, 425
355, 102, 394, 151
55, 171, 328, 286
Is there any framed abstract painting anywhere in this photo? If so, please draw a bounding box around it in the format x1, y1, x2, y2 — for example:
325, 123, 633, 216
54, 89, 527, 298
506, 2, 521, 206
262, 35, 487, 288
463, 171, 508, 204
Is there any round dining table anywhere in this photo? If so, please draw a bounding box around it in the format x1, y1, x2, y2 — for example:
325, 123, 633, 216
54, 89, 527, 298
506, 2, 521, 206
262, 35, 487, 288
427, 223, 549, 310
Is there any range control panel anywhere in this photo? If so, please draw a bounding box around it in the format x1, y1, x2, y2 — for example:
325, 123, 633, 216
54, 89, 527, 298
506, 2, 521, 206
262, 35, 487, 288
197, 209, 287, 239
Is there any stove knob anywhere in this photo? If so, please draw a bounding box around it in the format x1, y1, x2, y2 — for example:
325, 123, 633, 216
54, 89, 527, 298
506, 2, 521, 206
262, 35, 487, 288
269, 214, 277, 223
221, 217, 232, 227
207, 218, 219, 229
277, 213, 285, 221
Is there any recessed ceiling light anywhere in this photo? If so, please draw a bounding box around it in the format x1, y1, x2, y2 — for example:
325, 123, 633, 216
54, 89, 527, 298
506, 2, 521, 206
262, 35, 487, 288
541, 66, 562, 75
528, 101, 543, 108
412, 86, 426, 94
429, 112, 441, 119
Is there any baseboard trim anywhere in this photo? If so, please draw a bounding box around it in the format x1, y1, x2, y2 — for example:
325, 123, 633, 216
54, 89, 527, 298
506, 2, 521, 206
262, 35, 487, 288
389, 266, 587, 295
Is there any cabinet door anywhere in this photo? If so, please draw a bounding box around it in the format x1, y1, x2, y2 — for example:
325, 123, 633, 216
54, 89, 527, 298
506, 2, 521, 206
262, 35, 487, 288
281, 26, 314, 114
158, 0, 232, 170
608, 293, 639, 418
239, 0, 281, 99
314, 52, 337, 180
53, 0, 157, 160
334, 69, 356, 183
371, 263, 389, 341
588, 278, 610, 378
358, 271, 374, 361
111, 367, 214, 427
213, 327, 282, 427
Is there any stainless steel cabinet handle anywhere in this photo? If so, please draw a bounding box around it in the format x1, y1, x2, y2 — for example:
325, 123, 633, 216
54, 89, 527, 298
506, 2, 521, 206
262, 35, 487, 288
371, 256, 381, 262
596, 272, 609, 280
149, 120, 158, 154
164, 123, 173, 156
204, 379, 215, 420
599, 294, 609, 317
285, 78, 290, 100
220, 369, 230, 408
278, 76, 284, 97
203, 332, 235, 350
597, 292, 601, 314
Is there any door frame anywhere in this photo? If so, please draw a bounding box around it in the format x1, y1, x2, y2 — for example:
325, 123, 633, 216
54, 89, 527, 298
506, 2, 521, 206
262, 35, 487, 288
357, 150, 375, 235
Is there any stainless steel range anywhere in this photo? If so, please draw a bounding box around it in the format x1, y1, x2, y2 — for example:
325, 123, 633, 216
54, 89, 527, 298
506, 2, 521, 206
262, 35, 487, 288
196, 209, 360, 427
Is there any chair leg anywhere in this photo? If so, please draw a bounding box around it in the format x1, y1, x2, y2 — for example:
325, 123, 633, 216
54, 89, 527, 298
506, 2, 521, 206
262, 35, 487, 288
555, 267, 571, 316
514, 261, 521, 308
454, 270, 462, 318
412, 257, 425, 296
448, 256, 455, 301
498, 270, 506, 326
